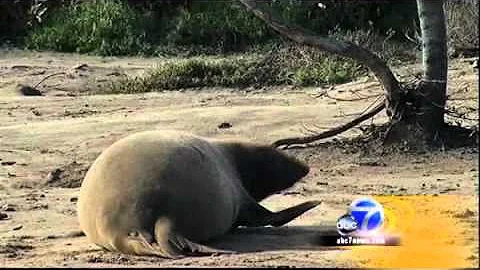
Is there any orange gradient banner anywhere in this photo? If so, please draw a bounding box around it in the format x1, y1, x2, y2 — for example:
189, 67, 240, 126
337, 195, 479, 268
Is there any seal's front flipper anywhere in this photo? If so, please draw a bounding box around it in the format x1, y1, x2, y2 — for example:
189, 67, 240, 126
237, 200, 321, 227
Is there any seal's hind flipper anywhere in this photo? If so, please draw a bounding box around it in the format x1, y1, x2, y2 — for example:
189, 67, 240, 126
268, 200, 321, 227
237, 200, 321, 227
167, 233, 236, 256
122, 231, 184, 259
148, 217, 236, 258
124, 231, 234, 259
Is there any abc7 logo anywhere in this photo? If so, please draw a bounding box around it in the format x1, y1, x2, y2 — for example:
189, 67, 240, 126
337, 197, 385, 236
336, 214, 358, 236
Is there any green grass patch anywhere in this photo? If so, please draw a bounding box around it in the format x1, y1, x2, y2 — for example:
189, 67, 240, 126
22, 0, 418, 58
24, 0, 153, 56
107, 46, 365, 94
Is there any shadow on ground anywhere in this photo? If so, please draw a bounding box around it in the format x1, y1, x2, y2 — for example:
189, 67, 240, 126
209, 225, 342, 253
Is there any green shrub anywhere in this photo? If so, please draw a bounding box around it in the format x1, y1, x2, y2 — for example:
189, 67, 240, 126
166, 1, 275, 53
109, 57, 258, 93
21, 0, 418, 57
25, 0, 153, 56
292, 58, 359, 86
106, 45, 364, 94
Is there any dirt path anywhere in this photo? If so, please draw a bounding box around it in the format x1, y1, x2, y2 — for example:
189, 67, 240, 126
0, 50, 478, 267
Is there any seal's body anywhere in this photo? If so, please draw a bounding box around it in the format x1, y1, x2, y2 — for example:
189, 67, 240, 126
78, 130, 319, 258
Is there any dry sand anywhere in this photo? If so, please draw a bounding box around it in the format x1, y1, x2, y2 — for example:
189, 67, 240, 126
0, 50, 478, 267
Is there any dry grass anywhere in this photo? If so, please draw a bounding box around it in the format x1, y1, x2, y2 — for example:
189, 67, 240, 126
445, 0, 479, 50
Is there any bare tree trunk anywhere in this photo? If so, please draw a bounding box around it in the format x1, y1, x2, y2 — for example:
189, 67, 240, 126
416, 0, 448, 138
386, 0, 449, 146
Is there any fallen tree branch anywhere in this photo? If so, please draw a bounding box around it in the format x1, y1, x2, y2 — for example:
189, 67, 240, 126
239, 0, 403, 148
272, 100, 386, 148
34, 72, 66, 89
239, 0, 402, 116
324, 91, 382, 102
357, 95, 385, 115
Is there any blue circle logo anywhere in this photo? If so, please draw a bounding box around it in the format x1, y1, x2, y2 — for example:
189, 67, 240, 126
348, 197, 384, 235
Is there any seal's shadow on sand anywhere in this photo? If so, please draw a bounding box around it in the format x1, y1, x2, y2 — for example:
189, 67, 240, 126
208, 225, 342, 253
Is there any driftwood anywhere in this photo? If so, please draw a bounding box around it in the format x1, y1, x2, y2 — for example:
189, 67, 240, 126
272, 102, 385, 148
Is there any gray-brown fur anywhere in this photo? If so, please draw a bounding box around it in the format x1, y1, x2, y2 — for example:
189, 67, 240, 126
77, 130, 319, 258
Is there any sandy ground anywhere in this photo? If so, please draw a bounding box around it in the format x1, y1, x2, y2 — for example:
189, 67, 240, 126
0, 50, 478, 268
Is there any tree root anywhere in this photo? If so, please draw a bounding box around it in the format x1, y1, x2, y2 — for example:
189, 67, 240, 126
272, 100, 386, 148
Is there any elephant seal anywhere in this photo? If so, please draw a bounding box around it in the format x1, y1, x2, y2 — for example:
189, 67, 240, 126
78, 130, 320, 258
